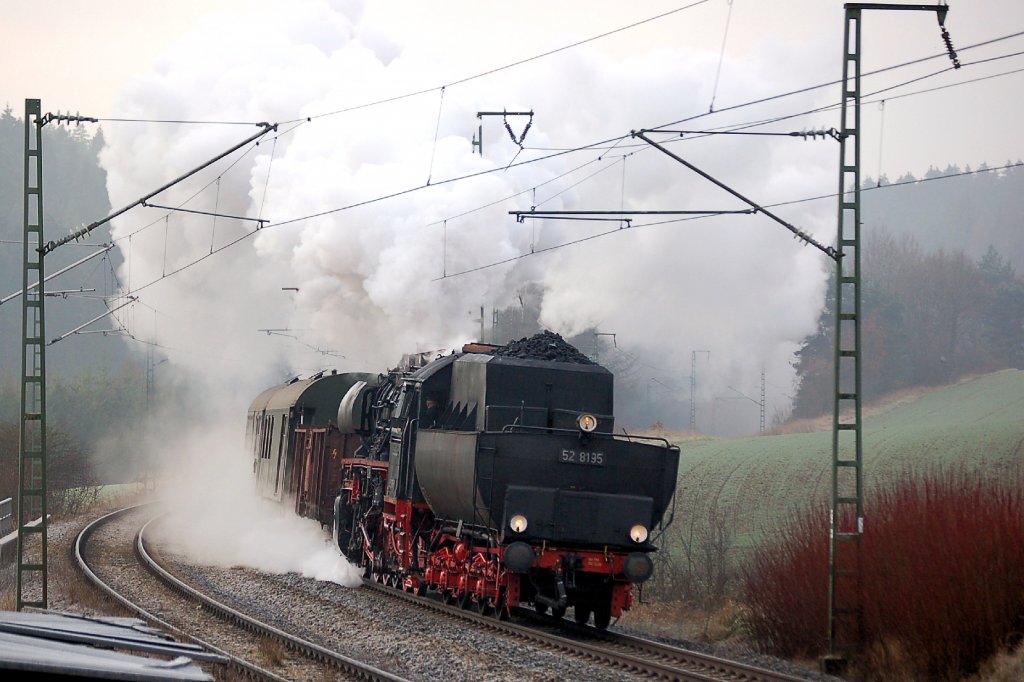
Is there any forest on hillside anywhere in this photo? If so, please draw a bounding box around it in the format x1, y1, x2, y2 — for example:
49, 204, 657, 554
791, 164, 1024, 418
0, 107, 148, 492
0, 105, 127, 380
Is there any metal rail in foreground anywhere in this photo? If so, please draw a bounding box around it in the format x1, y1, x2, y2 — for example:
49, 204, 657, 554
136, 513, 408, 682
362, 578, 807, 682
76, 504, 408, 682
74, 505, 276, 679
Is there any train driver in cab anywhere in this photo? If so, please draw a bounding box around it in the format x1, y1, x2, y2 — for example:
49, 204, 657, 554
422, 394, 442, 429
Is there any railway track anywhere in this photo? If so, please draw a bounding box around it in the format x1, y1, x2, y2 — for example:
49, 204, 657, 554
75, 504, 407, 682
77, 504, 816, 681
361, 578, 813, 682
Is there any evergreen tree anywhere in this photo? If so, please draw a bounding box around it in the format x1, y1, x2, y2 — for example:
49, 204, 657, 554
977, 247, 1024, 369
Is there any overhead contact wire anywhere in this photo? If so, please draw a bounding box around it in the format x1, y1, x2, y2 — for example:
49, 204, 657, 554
648, 29, 1024, 132
282, 1, 711, 125
433, 162, 1024, 280
112, 119, 306, 244
123, 158, 1022, 297
270, 37, 1024, 233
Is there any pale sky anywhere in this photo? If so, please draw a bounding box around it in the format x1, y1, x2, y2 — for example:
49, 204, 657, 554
4, 0, 1023, 178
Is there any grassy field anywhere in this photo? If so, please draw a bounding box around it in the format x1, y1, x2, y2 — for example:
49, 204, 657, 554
663, 369, 1024, 549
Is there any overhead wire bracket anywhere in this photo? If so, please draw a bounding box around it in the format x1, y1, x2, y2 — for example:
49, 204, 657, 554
48, 296, 137, 346
631, 129, 839, 260
1, 244, 113, 306
656, 127, 842, 142
41, 122, 276, 255
141, 201, 270, 228
510, 209, 755, 226
473, 110, 534, 156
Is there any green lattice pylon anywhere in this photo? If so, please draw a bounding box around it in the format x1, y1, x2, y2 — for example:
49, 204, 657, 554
18, 98, 48, 610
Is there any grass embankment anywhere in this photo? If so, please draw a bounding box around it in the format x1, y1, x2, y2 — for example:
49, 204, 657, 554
667, 369, 1024, 548
628, 370, 1024, 679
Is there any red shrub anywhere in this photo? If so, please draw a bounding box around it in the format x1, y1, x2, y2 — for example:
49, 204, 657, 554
742, 469, 1024, 679
742, 504, 830, 658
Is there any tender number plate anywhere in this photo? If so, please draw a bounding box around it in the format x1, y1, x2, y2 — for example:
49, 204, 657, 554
559, 448, 605, 466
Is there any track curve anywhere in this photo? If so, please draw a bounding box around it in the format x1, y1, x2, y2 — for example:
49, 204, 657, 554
75, 504, 407, 682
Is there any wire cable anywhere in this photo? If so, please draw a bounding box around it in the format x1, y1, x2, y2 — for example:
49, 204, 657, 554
708, 0, 735, 113
111, 119, 307, 245
280, 1, 711, 125
432, 161, 1024, 280
103, 36, 1024, 252
100, 27, 1024, 300
95, 117, 268, 126
647, 29, 1024, 133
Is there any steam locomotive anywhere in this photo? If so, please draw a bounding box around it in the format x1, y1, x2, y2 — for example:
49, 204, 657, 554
245, 333, 680, 628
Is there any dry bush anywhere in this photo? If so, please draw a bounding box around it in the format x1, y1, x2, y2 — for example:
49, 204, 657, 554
741, 505, 828, 659
621, 598, 745, 644
256, 636, 287, 666
0, 565, 15, 611
647, 501, 739, 610
49, 486, 103, 518
742, 469, 1024, 679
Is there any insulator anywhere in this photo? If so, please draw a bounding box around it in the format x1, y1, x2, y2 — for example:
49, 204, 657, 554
939, 27, 962, 69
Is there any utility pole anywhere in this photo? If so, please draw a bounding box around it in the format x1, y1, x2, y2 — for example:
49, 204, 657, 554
14, 108, 274, 611
825, 4, 956, 674
760, 365, 766, 433
690, 350, 710, 432
18, 99, 47, 610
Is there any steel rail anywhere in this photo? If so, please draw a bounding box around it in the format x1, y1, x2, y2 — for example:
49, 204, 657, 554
74, 504, 272, 677
135, 514, 408, 682
361, 578, 807, 682
76, 504, 408, 682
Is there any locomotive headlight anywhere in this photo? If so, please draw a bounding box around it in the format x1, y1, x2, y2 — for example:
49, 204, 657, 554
629, 524, 649, 543
577, 413, 598, 433
510, 514, 528, 533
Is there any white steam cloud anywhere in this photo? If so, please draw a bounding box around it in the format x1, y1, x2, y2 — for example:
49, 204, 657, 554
96, 0, 842, 579
152, 424, 362, 587
98, 0, 841, 576
101, 0, 836, 406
